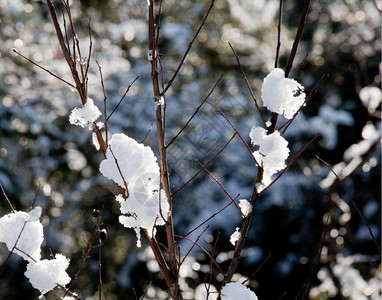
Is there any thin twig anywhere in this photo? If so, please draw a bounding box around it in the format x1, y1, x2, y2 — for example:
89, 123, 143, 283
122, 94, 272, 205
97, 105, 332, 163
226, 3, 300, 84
284, 0, 312, 77
179, 226, 209, 266
166, 74, 224, 148
109, 146, 129, 198
206, 100, 260, 167
161, 0, 216, 95
172, 133, 236, 197
97, 61, 108, 149
242, 252, 272, 284
107, 75, 140, 121
13, 49, 76, 89
316, 156, 381, 253
275, 0, 284, 68
228, 43, 266, 127
177, 194, 239, 242
0, 183, 16, 213
175, 234, 224, 274
259, 133, 321, 195
195, 157, 244, 217
63, 213, 103, 298
300, 209, 332, 300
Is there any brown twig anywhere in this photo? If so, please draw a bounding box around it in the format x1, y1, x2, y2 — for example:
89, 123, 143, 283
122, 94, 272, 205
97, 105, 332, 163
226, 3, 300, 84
172, 133, 236, 197
96, 61, 108, 150
275, 0, 284, 68
107, 75, 140, 122
284, 0, 312, 77
259, 133, 321, 195
228, 43, 267, 127
148, 1, 180, 298
279, 73, 329, 135
206, 100, 260, 167
0, 183, 16, 213
316, 156, 381, 253
166, 74, 224, 148
46, 0, 87, 104
13, 49, 76, 89
161, 0, 216, 96
175, 234, 224, 274
195, 157, 244, 218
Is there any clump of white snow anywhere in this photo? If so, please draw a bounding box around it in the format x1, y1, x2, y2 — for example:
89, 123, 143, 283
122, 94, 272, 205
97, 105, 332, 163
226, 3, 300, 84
230, 227, 241, 246
238, 199, 252, 217
69, 98, 101, 129
249, 126, 290, 187
0, 207, 72, 296
0, 207, 43, 262
25, 253, 71, 295
261, 68, 306, 119
99, 133, 169, 246
221, 282, 258, 300
99, 133, 159, 188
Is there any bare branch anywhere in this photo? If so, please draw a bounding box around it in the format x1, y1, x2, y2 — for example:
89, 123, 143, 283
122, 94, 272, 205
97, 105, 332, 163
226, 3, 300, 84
316, 156, 381, 253
172, 133, 236, 197
195, 157, 244, 218
161, 0, 216, 95
107, 75, 140, 121
206, 100, 260, 167
0, 183, 16, 213
13, 49, 76, 89
284, 0, 312, 77
228, 43, 267, 127
275, 0, 284, 68
166, 74, 224, 148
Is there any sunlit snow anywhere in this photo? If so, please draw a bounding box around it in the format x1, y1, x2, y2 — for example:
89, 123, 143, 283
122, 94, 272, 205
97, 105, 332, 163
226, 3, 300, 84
249, 126, 290, 187
69, 98, 101, 129
261, 68, 306, 119
0, 207, 43, 262
230, 227, 241, 246
100, 133, 169, 246
238, 199, 252, 217
24, 253, 71, 295
221, 282, 258, 300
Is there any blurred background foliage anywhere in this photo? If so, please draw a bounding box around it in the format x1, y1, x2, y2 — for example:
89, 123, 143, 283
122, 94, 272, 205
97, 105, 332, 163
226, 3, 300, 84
0, 0, 380, 299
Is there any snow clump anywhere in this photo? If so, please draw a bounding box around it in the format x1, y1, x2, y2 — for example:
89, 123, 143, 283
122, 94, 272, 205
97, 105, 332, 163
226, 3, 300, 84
249, 126, 290, 187
69, 98, 101, 129
0, 207, 71, 296
238, 199, 252, 217
221, 282, 258, 300
24, 254, 71, 295
230, 227, 241, 246
261, 68, 305, 119
0, 207, 43, 262
99, 133, 169, 246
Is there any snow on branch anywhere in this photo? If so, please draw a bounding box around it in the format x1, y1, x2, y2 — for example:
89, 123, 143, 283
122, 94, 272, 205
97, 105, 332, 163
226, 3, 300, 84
249, 126, 290, 187
261, 68, 306, 119
99, 133, 170, 246
0, 207, 71, 296
221, 282, 258, 300
69, 98, 101, 129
